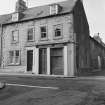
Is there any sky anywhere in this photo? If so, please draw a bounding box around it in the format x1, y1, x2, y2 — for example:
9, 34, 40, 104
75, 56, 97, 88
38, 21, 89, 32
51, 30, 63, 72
0, 0, 105, 42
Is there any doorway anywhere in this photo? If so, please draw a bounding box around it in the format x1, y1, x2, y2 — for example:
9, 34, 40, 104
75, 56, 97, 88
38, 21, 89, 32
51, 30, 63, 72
27, 50, 33, 72
39, 48, 47, 74
50, 48, 64, 75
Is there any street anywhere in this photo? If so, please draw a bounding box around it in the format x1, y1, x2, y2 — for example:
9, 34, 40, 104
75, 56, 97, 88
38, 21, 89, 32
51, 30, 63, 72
0, 75, 105, 105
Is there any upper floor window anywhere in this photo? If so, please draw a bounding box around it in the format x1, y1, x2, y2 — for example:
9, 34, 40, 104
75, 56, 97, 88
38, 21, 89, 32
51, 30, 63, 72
9, 50, 20, 65
54, 24, 63, 38
40, 26, 47, 39
27, 28, 34, 41
12, 30, 19, 43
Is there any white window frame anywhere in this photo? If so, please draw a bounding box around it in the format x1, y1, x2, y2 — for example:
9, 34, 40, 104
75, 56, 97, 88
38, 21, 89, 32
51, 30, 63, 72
50, 4, 58, 15
9, 50, 20, 65
12, 13, 19, 22
12, 30, 19, 43
40, 25, 48, 40
53, 24, 63, 39
27, 27, 34, 42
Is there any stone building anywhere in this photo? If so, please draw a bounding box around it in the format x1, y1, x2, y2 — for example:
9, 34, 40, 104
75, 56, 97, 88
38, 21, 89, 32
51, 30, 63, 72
0, 0, 94, 76
90, 36, 105, 70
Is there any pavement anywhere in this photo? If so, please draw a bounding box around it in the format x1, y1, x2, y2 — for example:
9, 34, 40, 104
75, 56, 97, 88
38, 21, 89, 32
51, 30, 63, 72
0, 71, 105, 79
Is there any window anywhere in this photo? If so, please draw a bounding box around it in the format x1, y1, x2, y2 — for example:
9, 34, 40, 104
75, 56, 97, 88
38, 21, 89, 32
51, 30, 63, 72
12, 13, 19, 22
9, 50, 20, 65
27, 28, 34, 41
54, 24, 62, 38
50, 5, 57, 15
12, 30, 19, 43
40, 26, 47, 39
50, 4, 62, 15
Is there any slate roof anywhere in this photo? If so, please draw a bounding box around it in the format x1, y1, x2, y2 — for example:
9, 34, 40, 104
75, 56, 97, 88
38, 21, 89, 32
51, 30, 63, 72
0, 0, 78, 25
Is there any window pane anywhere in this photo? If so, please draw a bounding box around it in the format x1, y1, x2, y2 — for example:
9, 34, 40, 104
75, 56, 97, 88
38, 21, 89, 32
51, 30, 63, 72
27, 28, 34, 41
16, 50, 19, 56
9, 51, 14, 63
9, 50, 20, 64
55, 28, 61, 37
41, 27, 46, 32
28, 28, 33, 35
54, 24, 62, 37
40, 26, 47, 38
41, 33, 46, 38
10, 51, 14, 56
15, 50, 19, 64
28, 35, 33, 41
15, 56, 19, 64
12, 30, 18, 42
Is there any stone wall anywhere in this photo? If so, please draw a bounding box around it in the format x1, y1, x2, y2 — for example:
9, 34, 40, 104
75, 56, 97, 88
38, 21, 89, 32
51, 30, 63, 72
90, 37, 105, 70
1, 14, 74, 71
73, 0, 91, 72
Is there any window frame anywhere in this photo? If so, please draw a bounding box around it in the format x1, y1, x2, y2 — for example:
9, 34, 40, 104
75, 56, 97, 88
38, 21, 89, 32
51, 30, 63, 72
11, 30, 19, 43
40, 25, 48, 40
27, 27, 35, 42
9, 50, 20, 65
50, 4, 58, 15
53, 24, 63, 39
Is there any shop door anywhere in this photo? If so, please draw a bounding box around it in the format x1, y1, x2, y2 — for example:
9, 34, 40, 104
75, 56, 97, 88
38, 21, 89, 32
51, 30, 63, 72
39, 48, 47, 74
50, 48, 64, 75
27, 50, 33, 71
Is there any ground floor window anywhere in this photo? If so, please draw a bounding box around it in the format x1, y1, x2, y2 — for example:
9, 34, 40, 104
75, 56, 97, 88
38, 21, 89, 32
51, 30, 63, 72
9, 50, 20, 65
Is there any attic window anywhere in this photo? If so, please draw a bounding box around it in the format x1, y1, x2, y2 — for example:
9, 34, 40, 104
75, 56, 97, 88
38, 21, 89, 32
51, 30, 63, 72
50, 4, 62, 15
12, 13, 19, 21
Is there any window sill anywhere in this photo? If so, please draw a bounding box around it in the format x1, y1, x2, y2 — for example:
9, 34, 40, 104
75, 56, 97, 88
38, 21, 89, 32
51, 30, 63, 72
40, 38, 48, 41
8, 63, 20, 66
53, 36, 63, 40
27, 40, 34, 42
11, 42, 19, 44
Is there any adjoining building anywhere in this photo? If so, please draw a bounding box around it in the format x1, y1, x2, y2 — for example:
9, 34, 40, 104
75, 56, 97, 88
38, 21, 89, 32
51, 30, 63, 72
0, 0, 105, 77
90, 36, 105, 70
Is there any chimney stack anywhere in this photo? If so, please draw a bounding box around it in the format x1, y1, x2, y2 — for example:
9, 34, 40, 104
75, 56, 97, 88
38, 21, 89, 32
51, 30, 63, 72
15, 0, 28, 12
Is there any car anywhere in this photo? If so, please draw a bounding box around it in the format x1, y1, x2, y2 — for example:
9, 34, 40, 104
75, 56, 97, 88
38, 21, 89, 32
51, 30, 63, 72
0, 81, 6, 89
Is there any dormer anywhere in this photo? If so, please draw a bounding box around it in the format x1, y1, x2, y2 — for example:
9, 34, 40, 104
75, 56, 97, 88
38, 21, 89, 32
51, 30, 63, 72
50, 4, 62, 15
12, 0, 27, 22
12, 12, 24, 22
